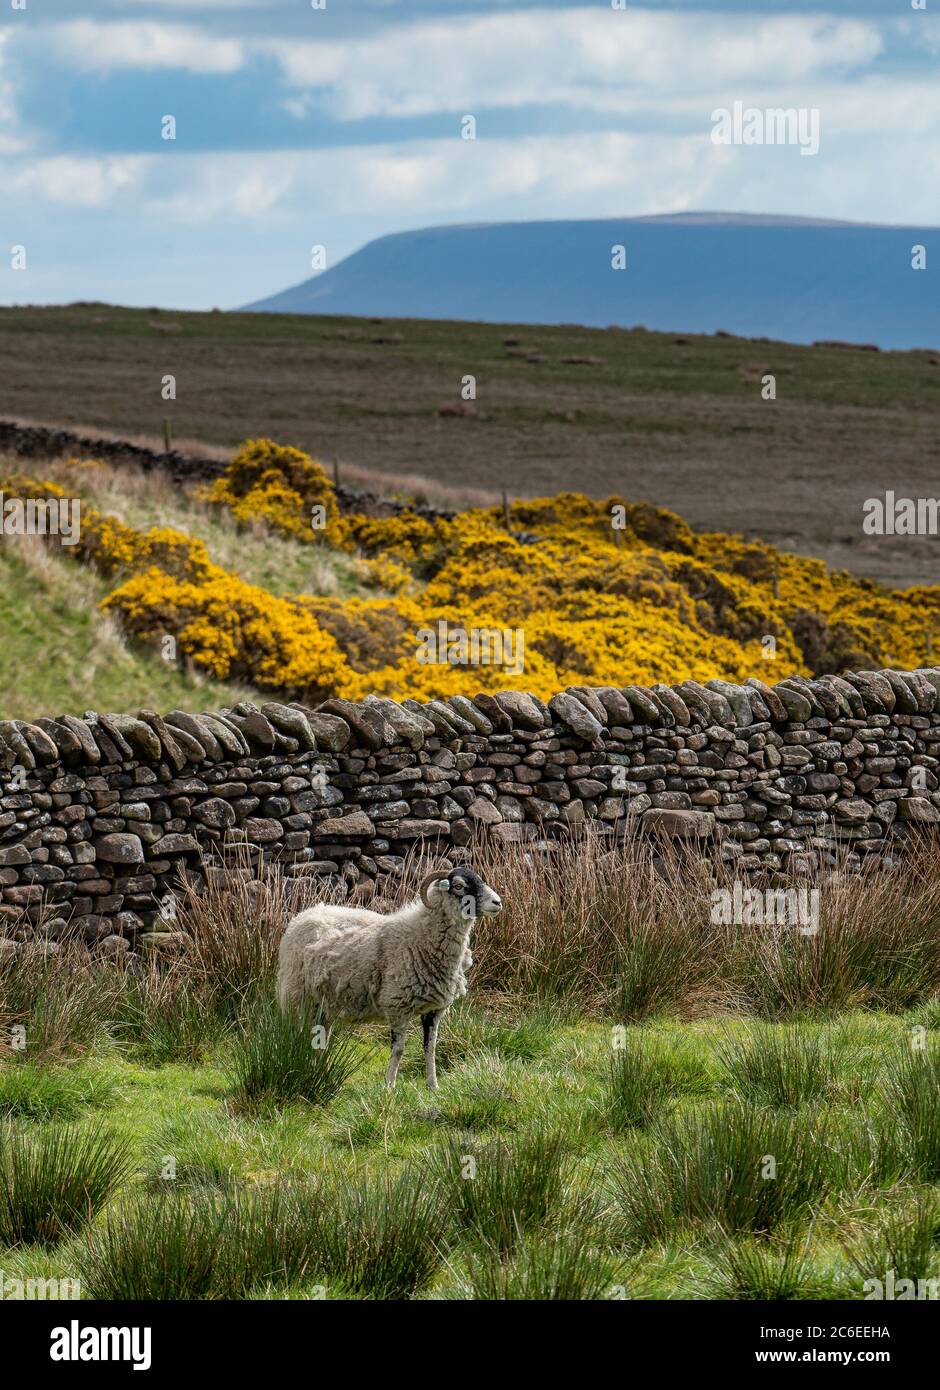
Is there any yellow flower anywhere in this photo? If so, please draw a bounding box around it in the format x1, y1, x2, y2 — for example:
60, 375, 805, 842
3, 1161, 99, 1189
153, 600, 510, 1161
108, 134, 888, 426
5, 457, 938, 699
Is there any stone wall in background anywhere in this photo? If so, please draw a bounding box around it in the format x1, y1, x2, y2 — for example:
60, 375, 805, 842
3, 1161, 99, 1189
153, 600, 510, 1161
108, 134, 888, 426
0, 418, 454, 522
1, 669, 939, 961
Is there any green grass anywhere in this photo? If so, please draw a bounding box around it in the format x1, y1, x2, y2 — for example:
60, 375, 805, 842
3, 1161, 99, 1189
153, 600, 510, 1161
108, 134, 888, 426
715, 1023, 844, 1108
0, 1063, 119, 1123
115, 979, 231, 1068
843, 1187, 940, 1290
609, 1100, 834, 1242
0, 543, 251, 719
78, 1188, 244, 1300
444, 1230, 626, 1301
605, 1031, 711, 1130
0, 1120, 132, 1247
695, 1233, 828, 1300
226, 997, 366, 1112
0, 452, 380, 718
3, 302, 936, 414
3, 1007, 940, 1300
432, 1124, 578, 1254
882, 1044, 940, 1181
140, 1112, 250, 1191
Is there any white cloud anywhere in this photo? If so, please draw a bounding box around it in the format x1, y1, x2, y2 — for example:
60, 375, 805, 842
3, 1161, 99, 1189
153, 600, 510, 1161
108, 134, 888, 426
39, 9, 888, 116
8, 123, 934, 233
0, 34, 25, 155
106, 1, 272, 7
264, 10, 884, 120
9, 155, 143, 208
52, 20, 245, 74
0, 134, 717, 228
124, 134, 716, 225
911, 15, 940, 55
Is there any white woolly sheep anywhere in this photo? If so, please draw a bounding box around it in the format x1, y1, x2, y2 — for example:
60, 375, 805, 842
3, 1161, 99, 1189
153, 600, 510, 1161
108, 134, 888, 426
277, 867, 502, 1089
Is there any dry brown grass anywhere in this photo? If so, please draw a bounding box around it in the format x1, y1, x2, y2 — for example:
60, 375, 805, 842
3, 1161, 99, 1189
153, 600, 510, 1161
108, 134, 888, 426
5, 832, 940, 1064
3, 301, 940, 586
3, 452, 370, 603
3, 416, 500, 515
468, 831, 940, 1017
469, 832, 722, 1014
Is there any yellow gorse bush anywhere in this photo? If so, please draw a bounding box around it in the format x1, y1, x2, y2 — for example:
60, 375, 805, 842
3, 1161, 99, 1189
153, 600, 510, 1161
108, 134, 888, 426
0, 474, 212, 579
208, 437, 343, 546
4, 438, 939, 703
101, 567, 355, 698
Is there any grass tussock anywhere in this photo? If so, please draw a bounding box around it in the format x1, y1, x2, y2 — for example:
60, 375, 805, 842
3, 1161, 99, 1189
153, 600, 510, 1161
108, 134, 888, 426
0, 940, 121, 1063
696, 1232, 826, 1300
432, 1126, 579, 1255
843, 1187, 940, 1291
449, 1230, 625, 1301
882, 1043, 940, 1182
0, 1121, 131, 1247
741, 853, 940, 1018
610, 1101, 834, 1243
472, 834, 722, 1014
114, 965, 230, 1065
305, 1169, 451, 1299
605, 1031, 710, 1131
716, 1023, 843, 1109
78, 1188, 238, 1300
0, 1063, 118, 1123
79, 1170, 449, 1301
177, 856, 311, 1014
226, 996, 366, 1112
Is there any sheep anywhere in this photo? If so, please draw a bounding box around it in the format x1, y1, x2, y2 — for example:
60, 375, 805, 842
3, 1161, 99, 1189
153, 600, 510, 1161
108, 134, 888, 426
277, 867, 502, 1090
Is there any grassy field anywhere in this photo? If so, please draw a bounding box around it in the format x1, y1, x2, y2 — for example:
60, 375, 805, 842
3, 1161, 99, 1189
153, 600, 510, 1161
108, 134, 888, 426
4, 838, 940, 1302
0, 541, 253, 720
2, 303, 939, 587
5, 1011, 940, 1302
0, 452, 371, 720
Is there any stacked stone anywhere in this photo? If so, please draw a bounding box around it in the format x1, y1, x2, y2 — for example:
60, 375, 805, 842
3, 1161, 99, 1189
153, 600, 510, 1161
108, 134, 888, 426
0, 418, 458, 524
1, 669, 939, 960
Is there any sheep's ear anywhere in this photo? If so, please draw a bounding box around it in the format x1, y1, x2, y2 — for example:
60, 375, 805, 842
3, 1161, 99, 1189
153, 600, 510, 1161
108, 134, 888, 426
438, 878, 451, 893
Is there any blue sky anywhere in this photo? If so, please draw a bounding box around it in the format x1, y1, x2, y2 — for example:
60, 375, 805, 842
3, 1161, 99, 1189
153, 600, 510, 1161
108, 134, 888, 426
0, 0, 937, 309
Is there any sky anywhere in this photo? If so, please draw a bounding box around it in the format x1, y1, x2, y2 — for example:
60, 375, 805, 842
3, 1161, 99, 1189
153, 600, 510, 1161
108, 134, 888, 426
0, 0, 937, 309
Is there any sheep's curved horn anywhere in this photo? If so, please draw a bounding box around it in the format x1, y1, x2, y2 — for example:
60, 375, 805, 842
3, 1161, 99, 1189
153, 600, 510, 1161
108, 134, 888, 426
419, 871, 451, 908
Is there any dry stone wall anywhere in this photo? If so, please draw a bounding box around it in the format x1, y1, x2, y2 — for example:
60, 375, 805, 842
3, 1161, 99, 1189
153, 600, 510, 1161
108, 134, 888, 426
0, 418, 455, 523
1, 669, 940, 960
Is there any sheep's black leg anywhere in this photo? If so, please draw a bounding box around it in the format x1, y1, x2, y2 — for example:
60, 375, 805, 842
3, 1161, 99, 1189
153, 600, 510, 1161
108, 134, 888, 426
422, 1010, 442, 1091
385, 1022, 409, 1089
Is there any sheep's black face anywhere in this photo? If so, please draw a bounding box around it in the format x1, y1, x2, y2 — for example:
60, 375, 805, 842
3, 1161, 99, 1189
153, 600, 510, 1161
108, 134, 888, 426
445, 869, 502, 921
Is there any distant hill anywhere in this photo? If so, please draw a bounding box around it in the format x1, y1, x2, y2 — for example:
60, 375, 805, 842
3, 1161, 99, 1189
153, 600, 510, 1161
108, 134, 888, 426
243, 212, 937, 351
